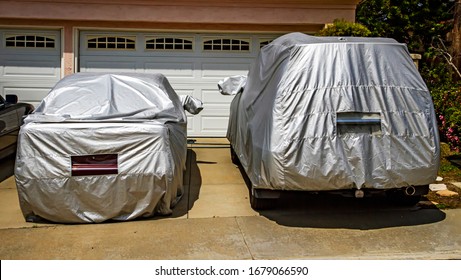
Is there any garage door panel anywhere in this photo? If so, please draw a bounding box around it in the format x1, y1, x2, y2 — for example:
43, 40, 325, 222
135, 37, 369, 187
201, 116, 229, 134
2, 60, 59, 77
201, 89, 234, 104
143, 62, 195, 78
202, 104, 232, 115
81, 61, 138, 72
201, 62, 250, 79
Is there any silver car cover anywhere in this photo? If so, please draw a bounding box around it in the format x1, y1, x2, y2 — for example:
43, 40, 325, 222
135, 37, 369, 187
226, 33, 440, 192
218, 75, 247, 96
15, 73, 189, 223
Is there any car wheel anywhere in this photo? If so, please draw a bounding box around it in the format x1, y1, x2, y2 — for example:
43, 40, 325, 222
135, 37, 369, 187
230, 146, 240, 165
25, 214, 44, 223
249, 188, 278, 210
250, 195, 277, 210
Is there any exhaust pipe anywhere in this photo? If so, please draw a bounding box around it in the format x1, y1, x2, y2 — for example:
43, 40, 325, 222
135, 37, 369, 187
404, 186, 416, 196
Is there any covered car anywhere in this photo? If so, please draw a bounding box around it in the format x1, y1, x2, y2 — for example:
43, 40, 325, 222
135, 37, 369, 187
15, 73, 196, 223
224, 33, 440, 209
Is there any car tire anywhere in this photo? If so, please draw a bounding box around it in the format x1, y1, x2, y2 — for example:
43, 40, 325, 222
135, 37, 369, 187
250, 195, 277, 210
230, 146, 240, 165
249, 188, 278, 210
25, 214, 44, 223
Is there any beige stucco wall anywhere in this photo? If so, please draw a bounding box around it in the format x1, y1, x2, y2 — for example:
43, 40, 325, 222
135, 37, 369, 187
0, 0, 358, 27
0, 0, 360, 76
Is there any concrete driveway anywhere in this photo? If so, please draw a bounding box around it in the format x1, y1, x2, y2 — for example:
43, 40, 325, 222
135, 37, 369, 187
0, 138, 460, 259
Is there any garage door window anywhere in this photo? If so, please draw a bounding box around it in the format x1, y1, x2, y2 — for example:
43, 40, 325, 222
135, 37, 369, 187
87, 36, 135, 50
203, 38, 250, 51
146, 37, 193, 51
5, 35, 55, 48
259, 40, 273, 48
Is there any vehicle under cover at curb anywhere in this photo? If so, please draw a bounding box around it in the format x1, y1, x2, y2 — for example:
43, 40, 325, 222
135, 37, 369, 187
15, 73, 197, 223
222, 33, 440, 209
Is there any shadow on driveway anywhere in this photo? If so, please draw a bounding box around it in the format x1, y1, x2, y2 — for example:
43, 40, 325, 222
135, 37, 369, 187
257, 192, 446, 230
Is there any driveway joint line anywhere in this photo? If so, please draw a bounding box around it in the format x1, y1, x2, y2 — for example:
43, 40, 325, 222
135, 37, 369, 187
235, 216, 256, 260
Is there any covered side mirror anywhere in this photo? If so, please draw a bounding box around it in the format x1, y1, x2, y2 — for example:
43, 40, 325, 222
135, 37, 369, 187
180, 95, 203, 115
218, 75, 247, 96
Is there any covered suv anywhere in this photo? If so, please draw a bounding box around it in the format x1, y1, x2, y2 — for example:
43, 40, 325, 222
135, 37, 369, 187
223, 33, 440, 209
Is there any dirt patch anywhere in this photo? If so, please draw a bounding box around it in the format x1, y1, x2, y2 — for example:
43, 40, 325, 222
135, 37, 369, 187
423, 183, 461, 209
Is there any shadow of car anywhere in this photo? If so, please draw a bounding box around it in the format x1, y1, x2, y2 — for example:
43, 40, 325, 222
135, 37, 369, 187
223, 33, 440, 210
15, 73, 199, 223
0, 94, 34, 161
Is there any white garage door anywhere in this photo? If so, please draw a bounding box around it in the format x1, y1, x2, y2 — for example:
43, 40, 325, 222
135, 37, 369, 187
79, 31, 276, 137
0, 29, 61, 107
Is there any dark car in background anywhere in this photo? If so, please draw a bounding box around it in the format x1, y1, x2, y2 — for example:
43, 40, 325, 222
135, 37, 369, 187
0, 94, 34, 161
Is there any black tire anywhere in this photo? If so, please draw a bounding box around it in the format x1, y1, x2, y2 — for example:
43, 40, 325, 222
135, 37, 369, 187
386, 190, 421, 206
25, 215, 43, 223
230, 146, 240, 165
250, 195, 277, 210
249, 188, 278, 210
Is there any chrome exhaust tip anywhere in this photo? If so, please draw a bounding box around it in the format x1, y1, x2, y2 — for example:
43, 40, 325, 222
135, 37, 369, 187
404, 186, 416, 196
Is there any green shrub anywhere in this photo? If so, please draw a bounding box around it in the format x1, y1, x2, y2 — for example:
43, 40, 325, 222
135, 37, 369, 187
316, 19, 371, 37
